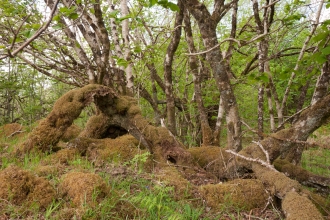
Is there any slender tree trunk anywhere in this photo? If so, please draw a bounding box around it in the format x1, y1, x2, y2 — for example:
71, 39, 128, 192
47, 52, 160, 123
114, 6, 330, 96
280, 0, 324, 118
312, 55, 330, 105
257, 85, 264, 139
121, 0, 134, 95
184, 10, 214, 146
183, 0, 242, 151
266, 84, 275, 132
163, 0, 184, 136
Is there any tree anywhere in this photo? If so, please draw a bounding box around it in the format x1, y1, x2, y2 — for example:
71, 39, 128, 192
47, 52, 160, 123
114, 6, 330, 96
1, 0, 330, 217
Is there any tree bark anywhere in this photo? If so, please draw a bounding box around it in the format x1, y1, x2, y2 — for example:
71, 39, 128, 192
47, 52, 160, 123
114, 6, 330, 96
163, 0, 184, 136
312, 55, 330, 105
184, 10, 213, 146
183, 0, 242, 151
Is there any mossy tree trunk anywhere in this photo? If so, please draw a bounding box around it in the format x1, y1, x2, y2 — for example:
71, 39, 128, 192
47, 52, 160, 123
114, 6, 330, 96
19, 84, 330, 219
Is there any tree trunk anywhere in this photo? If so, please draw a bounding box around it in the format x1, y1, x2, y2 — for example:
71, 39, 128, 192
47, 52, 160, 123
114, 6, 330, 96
257, 85, 264, 140
312, 55, 330, 105
163, 0, 184, 136
183, 0, 242, 151
184, 9, 214, 146
19, 84, 330, 219
120, 0, 134, 95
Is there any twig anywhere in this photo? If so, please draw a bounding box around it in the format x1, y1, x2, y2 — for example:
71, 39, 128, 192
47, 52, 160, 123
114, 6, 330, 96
0, 0, 60, 60
184, 38, 241, 56
252, 141, 270, 164
225, 150, 278, 172
275, 105, 310, 131
7, 124, 25, 138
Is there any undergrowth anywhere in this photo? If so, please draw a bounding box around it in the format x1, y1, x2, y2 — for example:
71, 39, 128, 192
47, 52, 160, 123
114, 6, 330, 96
0, 122, 329, 219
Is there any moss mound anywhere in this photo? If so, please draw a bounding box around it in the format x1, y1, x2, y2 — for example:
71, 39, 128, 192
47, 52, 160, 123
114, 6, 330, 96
154, 166, 192, 199
0, 123, 25, 139
99, 135, 141, 161
188, 146, 231, 176
59, 171, 108, 207
0, 165, 55, 209
199, 179, 269, 211
61, 124, 82, 142
282, 191, 324, 220
43, 148, 80, 165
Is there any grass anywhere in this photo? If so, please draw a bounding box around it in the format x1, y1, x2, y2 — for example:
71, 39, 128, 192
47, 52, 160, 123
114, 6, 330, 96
302, 147, 330, 177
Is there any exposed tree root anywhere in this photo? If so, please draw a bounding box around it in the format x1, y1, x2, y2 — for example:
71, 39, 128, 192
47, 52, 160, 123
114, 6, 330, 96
17, 84, 330, 218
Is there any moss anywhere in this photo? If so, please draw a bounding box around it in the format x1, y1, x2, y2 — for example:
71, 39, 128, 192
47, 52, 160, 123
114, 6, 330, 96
282, 191, 323, 220
273, 159, 309, 182
0, 123, 25, 139
79, 114, 110, 139
34, 165, 62, 177
98, 135, 140, 163
199, 179, 269, 211
0, 165, 55, 209
61, 124, 82, 142
127, 105, 142, 116
302, 189, 330, 216
59, 171, 108, 207
188, 146, 230, 176
66, 137, 101, 156
18, 85, 113, 154
115, 96, 131, 114
154, 166, 192, 199
41, 148, 79, 166
253, 164, 301, 199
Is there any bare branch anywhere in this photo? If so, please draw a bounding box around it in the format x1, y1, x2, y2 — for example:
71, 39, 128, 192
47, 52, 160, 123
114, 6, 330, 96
225, 149, 278, 172
0, 0, 60, 60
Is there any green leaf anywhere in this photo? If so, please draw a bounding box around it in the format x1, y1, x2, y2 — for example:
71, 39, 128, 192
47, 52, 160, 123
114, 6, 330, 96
166, 2, 179, 11
52, 15, 61, 22
321, 46, 330, 56
133, 46, 142, 53
52, 24, 63, 30
68, 12, 79, 20
118, 14, 132, 22
311, 52, 327, 64
32, 24, 41, 30
149, 0, 158, 7
312, 32, 328, 43
284, 4, 291, 13
109, 10, 119, 18
117, 58, 128, 68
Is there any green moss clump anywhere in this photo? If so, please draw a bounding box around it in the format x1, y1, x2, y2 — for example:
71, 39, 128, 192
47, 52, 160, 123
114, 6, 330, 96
0, 165, 55, 209
59, 171, 108, 207
61, 124, 82, 142
282, 191, 323, 220
199, 179, 269, 211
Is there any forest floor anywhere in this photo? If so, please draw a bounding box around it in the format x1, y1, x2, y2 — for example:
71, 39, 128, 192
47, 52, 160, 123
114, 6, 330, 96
0, 122, 329, 219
